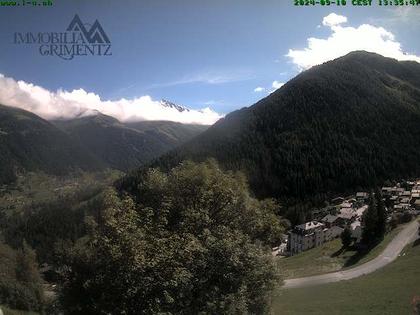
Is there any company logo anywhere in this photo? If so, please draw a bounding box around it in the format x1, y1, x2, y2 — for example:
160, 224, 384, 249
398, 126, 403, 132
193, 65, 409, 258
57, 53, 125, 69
66, 14, 110, 44
14, 14, 112, 60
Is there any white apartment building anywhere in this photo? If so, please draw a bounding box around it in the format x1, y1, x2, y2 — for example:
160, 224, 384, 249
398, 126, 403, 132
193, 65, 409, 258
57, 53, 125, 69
288, 221, 325, 255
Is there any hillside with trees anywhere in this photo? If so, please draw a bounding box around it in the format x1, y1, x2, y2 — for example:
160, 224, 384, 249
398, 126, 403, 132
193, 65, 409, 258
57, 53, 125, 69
0, 161, 285, 313
55, 115, 208, 171
0, 105, 103, 184
152, 52, 420, 202
57, 160, 284, 314
0, 242, 44, 312
0, 104, 208, 185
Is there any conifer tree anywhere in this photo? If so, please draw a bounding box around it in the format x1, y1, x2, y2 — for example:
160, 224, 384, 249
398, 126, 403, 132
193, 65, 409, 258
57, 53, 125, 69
375, 188, 387, 238
362, 192, 378, 245
341, 226, 353, 248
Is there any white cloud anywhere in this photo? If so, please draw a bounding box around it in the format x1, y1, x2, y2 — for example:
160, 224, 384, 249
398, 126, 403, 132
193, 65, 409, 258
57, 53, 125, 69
392, 6, 420, 23
272, 81, 284, 90
148, 70, 254, 89
0, 75, 223, 125
253, 81, 285, 94
322, 13, 347, 27
287, 13, 420, 70
203, 100, 217, 105
374, 7, 420, 26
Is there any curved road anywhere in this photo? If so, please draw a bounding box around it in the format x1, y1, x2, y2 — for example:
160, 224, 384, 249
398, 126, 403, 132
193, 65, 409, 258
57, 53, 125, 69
283, 219, 419, 289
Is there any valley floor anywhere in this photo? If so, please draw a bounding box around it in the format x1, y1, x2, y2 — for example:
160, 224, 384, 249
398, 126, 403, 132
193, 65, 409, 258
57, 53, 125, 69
278, 224, 416, 279
272, 225, 420, 314
277, 224, 404, 280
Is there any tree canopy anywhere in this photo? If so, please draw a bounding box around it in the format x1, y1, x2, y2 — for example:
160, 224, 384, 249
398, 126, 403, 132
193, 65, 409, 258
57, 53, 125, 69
0, 241, 44, 312
153, 52, 420, 204
58, 160, 285, 314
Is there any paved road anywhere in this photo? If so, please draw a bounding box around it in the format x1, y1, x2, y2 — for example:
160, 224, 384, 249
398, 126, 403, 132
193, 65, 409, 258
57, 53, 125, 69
283, 219, 419, 289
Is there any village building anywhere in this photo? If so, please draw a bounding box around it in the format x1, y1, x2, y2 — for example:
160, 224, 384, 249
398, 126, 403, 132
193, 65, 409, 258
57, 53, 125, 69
339, 201, 353, 209
382, 187, 393, 196
356, 192, 368, 201
331, 197, 345, 205
401, 191, 412, 198
288, 221, 325, 255
284, 178, 419, 257
321, 214, 338, 228
355, 205, 368, 219
272, 243, 288, 256
337, 207, 357, 225
399, 197, 411, 204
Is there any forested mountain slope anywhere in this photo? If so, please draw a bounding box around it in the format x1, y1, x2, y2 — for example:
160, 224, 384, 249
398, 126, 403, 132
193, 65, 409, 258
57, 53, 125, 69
0, 104, 103, 184
151, 51, 420, 199
55, 115, 208, 171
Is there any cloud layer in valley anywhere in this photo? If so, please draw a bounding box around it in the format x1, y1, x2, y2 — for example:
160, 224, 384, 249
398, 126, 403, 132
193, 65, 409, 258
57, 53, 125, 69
287, 13, 420, 70
0, 74, 223, 125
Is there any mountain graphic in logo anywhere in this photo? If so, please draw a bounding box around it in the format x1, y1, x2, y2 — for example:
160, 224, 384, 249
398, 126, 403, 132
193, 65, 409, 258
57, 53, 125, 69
67, 14, 110, 44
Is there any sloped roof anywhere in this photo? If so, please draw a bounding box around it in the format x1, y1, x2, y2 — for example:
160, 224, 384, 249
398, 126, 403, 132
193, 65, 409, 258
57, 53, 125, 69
356, 205, 368, 217
296, 221, 324, 231
322, 214, 338, 223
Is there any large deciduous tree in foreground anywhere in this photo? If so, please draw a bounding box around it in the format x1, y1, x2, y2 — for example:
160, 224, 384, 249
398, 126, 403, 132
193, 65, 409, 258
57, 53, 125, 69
58, 160, 284, 314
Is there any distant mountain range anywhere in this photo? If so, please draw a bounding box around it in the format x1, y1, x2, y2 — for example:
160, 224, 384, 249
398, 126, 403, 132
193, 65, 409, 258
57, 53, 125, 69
0, 104, 102, 184
54, 114, 207, 171
148, 51, 420, 200
0, 103, 208, 184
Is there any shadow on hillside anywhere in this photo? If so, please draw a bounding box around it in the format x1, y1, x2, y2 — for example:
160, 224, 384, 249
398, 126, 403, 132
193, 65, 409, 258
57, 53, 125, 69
413, 238, 420, 247
331, 247, 346, 258
343, 239, 383, 268
343, 250, 368, 267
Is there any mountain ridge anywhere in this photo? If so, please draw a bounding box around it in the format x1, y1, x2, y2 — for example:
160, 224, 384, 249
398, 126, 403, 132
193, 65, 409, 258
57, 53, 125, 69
0, 104, 104, 184
53, 113, 208, 171
145, 51, 420, 200
0, 104, 208, 184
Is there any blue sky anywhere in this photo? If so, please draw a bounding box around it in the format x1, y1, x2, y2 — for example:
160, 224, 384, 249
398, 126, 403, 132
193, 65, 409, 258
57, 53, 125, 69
0, 0, 419, 123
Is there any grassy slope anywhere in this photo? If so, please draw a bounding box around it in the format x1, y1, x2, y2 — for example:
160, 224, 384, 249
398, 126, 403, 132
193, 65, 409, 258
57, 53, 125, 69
277, 226, 404, 279
272, 239, 420, 314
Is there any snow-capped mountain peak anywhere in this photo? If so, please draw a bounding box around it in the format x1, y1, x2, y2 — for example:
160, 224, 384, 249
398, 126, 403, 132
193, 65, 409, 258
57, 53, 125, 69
160, 99, 190, 113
